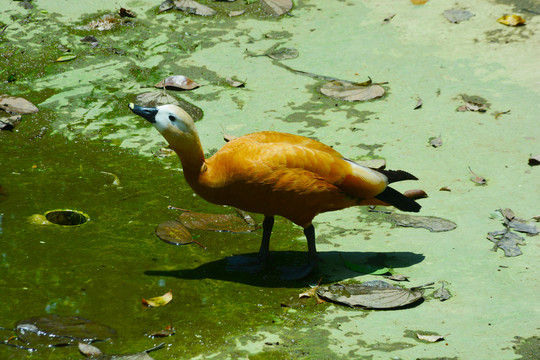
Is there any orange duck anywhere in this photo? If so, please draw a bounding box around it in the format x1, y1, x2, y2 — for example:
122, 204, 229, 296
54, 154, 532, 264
129, 103, 421, 279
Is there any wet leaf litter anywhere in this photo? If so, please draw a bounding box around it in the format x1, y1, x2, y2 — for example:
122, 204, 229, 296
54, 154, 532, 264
487, 209, 539, 257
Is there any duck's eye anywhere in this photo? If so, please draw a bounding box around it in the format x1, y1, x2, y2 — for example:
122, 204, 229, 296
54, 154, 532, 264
169, 115, 176, 122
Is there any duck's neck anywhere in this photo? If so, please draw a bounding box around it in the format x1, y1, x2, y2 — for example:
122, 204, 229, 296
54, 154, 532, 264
165, 131, 206, 187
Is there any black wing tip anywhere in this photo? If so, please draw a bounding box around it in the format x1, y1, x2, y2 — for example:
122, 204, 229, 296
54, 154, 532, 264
375, 169, 419, 183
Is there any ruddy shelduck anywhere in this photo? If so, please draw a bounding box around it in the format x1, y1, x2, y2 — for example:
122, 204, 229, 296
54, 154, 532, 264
129, 103, 421, 279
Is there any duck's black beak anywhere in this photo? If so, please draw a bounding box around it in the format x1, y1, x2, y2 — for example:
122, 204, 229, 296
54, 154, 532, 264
129, 103, 158, 123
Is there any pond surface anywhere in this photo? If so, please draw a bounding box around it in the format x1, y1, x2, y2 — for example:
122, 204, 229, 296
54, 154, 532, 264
1, 1, 539, 359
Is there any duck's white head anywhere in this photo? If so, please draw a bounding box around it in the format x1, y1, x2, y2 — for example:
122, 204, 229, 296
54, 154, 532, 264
129, 103, 196, 137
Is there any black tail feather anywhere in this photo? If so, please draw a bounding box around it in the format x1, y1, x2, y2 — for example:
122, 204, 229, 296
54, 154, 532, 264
375, 186, 421, 212
374, 169, 418, 184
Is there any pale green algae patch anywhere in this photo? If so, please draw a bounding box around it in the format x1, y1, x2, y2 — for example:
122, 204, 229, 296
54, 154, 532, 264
2, 0, 540, 359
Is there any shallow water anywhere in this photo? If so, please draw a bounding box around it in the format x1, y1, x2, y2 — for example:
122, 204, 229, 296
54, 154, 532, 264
1, 1, 539, 359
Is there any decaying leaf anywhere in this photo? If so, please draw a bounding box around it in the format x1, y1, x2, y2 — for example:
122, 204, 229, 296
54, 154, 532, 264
414, 98, 423, 109
142, 290, 173, 307
0, 115, 22, 131
317, 281, 424, 309
0, 95, 39, 114
154, 75, 199, 90
262, 0, 293, 16
468, 167, 487, 185
444, 9, 474, 23
497, 14, 526, 26
508, 220, 539, 235
416, 333, 445, 342
79, 15, 122, 31
119, 8, 136, 18
498, 208, 515, 221
528, 155, 540, 166
155, 220, 207, 248
458, 100, 487, 112
178, 211, 257, 233
433, 283, 451, 301
174, 0, 216, 16
439, 186, 451, 192
266, 47, 299, 60
147, 325, 175, 338
79, 342, 103, 357
320, 80, 385, 101
429, 136, 443, 148
385, 274, 409, 282
135, 92, 180, 107
388, 214, 457, 232
403, 189, 428, 200
487, 229, 525, 257
159, 0, 175, 13
225, 77, 245, 88
16, 315, 116, 347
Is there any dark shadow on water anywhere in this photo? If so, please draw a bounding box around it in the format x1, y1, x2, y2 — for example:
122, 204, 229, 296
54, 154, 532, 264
144, 250, 425, 288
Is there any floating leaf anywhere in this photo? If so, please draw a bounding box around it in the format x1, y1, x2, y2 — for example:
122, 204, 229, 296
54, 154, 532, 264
320, 80, 385, 101
433, 284, 451, 301
468, 167, 487, 185
142, 290, 173, 307
411, 0, 429, 4
498, 208, 515, 221
528, 155, 540, 166
154, 75, 199, 90
414, 98, 423, 109
56, 54, 77, 62
383, 13, 396, 24
229, 10, 245, 17
508, 220, 539, 235
159, 0, 175, 13
262, 0, 293, 16
417, 333, 445, 342
385, 274, 409, 282
388, 214, 457, 232
487, 230, 524, 257
79, 342, 103, 357
225, 77, 245, 88
174, 0, 216, 16
458, 100, 487, 112
266, 47, 299, 60
16, 315, 116, 347
429, 136, 443, 148
439, 186, 451, 192
147, 325, 175, 338
444, 9, 474, 23
155, 220, 207, 248
0, 95, 38, 114
119, 8, 136, 18
178, 211, 257, 233
136, 91, 179, 107
317, 281, 424, 309
497, 14, 526, 26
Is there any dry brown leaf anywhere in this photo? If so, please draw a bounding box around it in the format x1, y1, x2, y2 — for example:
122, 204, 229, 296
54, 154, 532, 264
142, 290, 173, 307
468, 167, 487, 185
0, 95, 39, 114
154, 75, 199, 90
320, 80, 385, 101
439, 186, 451, 192
416, 333, 445, 342
262, 0, 293, 16
403, 189, 428, 200
497, 14, 526, 26
174, 0, 216, 16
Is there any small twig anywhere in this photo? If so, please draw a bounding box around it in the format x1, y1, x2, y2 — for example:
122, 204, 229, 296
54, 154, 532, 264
145, 342, 165, 353
410, 282, 435, 291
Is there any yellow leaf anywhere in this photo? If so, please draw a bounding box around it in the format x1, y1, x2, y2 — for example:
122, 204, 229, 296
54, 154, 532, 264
497, 14, 526, 26
411, 0, 428, 4
142, 290, 173, 307
56, 55, 77, 62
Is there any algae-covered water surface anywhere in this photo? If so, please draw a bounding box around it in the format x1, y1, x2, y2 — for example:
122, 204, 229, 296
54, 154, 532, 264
1, 1, 539, 359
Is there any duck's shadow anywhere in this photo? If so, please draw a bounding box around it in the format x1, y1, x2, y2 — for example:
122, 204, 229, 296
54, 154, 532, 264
144, 250, 425, 288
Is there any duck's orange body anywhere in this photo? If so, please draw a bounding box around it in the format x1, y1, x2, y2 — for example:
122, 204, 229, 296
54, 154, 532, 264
129, 103, 420, 279
192, 131, 387, 228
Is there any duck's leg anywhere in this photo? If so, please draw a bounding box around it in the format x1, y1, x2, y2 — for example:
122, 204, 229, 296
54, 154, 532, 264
280, 224, 319, 280
226, 215, 273, 273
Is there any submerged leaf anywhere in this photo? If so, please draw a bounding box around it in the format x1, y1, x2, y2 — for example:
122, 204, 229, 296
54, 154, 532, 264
142, 290, 173, 307
317, 281, 423, 309
178, 211, 257, 233
147, 325, 175, 338
16, 315, 116, 347
154, 75, 199, 90
174, 0, 216, 16
262, 0, 293, 16
155, 220, 206, 247
497, 14, 526, 26
0, 95, 39, 114
320, 80, 385, 101
388, 214, 457, 232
